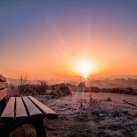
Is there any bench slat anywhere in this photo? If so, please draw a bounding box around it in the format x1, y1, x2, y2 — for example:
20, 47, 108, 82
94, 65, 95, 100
28, 96, 58, 119
16, 97, 28, 118
22, 96, 42, 116
0, 75, 6, 82
0, 88, 9, 101
0, 82, 8, 90
1, 97, 15, 122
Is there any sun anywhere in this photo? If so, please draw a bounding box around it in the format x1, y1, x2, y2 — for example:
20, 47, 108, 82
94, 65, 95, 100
83, 73, 88, 79
77, 60, 94, 78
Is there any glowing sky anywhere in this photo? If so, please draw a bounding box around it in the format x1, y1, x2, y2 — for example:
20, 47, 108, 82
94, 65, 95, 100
1, 0, 137, 79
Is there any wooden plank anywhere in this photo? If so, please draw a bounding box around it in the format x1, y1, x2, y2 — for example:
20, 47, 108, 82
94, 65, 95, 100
1, 97, 15, 122
16, 97, 28, 118
0, 82, 8, 90
0, 83, 4, 90
0, 98, 6, 114
0, 88, 9, 101
22, 96, 42, 116
0, 75, 6, 82
2, 82, 9, 88
28, 96, 58, 119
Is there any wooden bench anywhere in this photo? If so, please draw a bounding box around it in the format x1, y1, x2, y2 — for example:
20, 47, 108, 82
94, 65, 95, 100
0, 75, 58, 137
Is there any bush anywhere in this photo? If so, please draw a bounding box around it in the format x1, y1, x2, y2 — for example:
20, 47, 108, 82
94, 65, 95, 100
60, 84, 71, 96
50, 84, 72, 98
18, 75, 32, 96
35, 80, 48, 95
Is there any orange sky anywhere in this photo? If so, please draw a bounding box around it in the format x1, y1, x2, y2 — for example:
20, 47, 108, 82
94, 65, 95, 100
1, 1, 137, 80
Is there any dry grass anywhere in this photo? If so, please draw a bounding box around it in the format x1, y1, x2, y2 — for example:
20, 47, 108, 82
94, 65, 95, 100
10, 93, 137, 137
7, 82, 137, 137
9, 124, 37, 137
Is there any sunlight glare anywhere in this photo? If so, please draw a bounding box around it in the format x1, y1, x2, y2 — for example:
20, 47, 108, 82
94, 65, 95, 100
83, 73, 88, 79
77, 60, 94, 78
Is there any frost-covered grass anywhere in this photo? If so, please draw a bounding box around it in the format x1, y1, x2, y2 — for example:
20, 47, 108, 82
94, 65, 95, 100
10, 92, 137, 137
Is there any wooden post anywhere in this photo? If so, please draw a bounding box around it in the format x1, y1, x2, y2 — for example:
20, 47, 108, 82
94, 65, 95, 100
30, 115, 46, 137
0, 98, 6, 114
0, 75, 9, 115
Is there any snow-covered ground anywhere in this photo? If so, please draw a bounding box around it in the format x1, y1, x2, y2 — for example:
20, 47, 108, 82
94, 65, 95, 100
39, 92, 137, 137
10, 92, 137, 137
36, 92, 137, 119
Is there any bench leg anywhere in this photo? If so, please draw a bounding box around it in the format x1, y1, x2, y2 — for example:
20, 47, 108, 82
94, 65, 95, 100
0, 98, 6, 114
30, 115, 46, 137
0, 118, 28, 137
0, 116, 46, 137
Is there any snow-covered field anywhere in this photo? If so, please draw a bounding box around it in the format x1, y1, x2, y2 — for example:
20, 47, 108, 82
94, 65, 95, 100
39, 92, 137, 137
11, 92, 137, 137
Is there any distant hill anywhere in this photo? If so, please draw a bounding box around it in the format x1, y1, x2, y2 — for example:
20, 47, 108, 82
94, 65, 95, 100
89, 75, 137, 80
6, 75, 137, 86
109, 75, 137, 79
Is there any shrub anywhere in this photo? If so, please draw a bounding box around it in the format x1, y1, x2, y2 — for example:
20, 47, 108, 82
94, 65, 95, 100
14, 75, 47, 96
18, 75, 32, 96
35, 80, 48, 95
50, 84, 72, 98
59, 84, 71, 96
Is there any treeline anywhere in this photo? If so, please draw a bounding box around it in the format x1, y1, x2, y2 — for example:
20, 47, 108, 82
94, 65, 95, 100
91, 87, 137, 95
10, 80, 72, 98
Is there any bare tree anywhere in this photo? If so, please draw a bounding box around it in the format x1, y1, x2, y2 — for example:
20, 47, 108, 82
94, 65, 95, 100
18, 75, 30, 94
